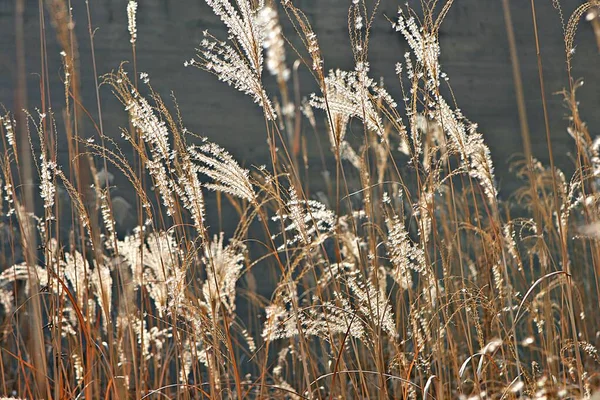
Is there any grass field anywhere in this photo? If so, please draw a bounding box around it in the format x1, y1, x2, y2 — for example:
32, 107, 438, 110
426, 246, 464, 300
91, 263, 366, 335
1, 0, 600, 398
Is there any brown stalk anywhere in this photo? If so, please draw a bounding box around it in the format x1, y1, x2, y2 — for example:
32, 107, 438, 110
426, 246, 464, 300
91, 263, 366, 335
530, 0, 583, 390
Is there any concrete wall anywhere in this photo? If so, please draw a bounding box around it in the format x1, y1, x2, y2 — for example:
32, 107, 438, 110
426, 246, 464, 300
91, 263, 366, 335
1, 0, 599, 202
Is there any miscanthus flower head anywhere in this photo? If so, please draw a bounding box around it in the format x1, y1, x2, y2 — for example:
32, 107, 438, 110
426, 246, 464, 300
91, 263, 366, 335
189, 0, 276, 119
310, 66, 396, 140
202, 233, 246, 318
394, 7, 498, 204
189, 140, 255, 202
256, 6, 290, 81
127, 1, 138, 44
271, 186, 335, 251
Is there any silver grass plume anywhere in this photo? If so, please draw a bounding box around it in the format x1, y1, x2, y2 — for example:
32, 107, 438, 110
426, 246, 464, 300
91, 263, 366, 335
188, 140, 256, 202
271, 185, 336, 251
127, 1, 137, 44
385, 215, 426, 291
32, 112, 57, 212
108, 72, 177, 216
187, 0, 276, 119
394, 8, 498, 204
106, 70, 207, 233
310, 66, 396, 140
262, 262, 397, 341
117, 230, 184, 317
202, 233, 246, 320
256, 5, 290, 82
0, 247, 113, 333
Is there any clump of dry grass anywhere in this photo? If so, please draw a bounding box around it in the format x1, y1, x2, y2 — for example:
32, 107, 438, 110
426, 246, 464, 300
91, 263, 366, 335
1, 0, 600, 398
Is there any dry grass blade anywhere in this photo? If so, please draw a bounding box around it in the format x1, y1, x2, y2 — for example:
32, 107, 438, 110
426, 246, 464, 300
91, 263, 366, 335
0, 0, 598, 398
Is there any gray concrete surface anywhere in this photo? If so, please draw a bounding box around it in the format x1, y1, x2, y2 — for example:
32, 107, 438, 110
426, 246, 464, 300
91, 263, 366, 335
1, 0, 599, 206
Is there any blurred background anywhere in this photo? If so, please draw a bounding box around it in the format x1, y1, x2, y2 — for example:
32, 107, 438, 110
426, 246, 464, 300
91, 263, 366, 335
1, 0, 599, 234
